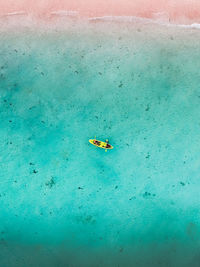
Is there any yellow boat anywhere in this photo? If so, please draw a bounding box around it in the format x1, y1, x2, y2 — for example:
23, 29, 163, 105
89, 138, 113, 151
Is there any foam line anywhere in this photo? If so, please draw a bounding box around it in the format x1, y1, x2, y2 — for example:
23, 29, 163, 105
50, 10, 79, 16
5, 11, 26, 16
88, 15, 200, 30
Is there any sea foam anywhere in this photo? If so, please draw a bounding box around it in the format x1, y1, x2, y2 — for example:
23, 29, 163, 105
88, 15, 200, 30
50, 10, 79, 17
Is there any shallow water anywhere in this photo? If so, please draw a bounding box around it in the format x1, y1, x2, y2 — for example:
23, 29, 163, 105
0, 21, 200, 266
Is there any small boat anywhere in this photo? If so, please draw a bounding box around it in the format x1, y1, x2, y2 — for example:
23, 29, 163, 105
89, 138, 113, 151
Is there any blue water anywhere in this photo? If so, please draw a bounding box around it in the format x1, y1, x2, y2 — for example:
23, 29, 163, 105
0, 22, 200, 266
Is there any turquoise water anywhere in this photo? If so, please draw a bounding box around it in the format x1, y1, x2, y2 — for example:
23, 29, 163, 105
1, 22, 200, 266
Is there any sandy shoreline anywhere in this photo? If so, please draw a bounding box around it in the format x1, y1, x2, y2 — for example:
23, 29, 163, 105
1, 12, 200, 34
0, 0, 200, 25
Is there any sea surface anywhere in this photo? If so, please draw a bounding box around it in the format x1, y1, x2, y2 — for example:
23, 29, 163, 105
0, 19, 200, 266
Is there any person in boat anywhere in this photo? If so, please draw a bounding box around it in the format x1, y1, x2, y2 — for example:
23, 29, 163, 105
93, 139, 101, 146
105, 139, 111, 148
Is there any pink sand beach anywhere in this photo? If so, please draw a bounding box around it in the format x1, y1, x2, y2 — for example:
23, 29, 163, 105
0, 0, 200, 24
